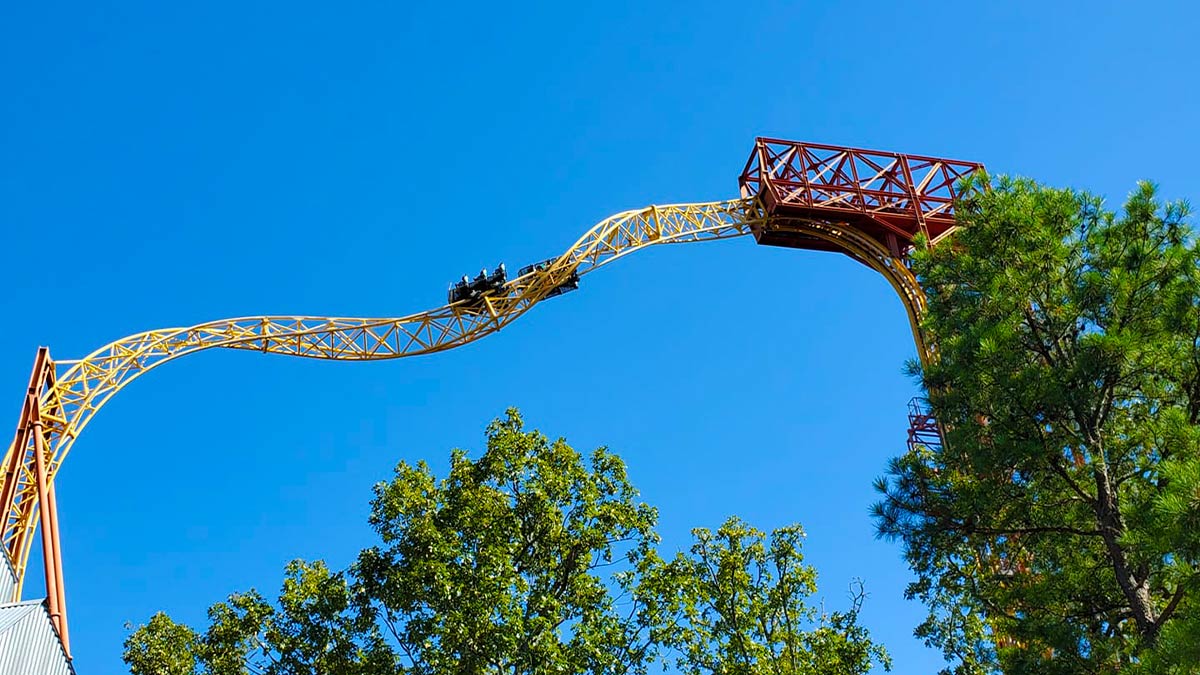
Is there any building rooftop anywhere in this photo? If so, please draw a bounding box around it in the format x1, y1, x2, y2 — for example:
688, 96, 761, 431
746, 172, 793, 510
0, 579, 73, 675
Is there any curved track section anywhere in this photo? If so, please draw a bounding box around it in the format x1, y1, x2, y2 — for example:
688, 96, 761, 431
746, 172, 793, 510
3, 198, 933, 595
2, 200, 763, 587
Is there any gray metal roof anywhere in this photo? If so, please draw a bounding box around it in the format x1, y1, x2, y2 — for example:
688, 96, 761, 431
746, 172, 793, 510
0, 557, 13, 604
0, 600, 74, 675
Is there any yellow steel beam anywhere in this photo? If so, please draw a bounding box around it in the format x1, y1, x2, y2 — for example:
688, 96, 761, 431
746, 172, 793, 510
2, 198, 933, 595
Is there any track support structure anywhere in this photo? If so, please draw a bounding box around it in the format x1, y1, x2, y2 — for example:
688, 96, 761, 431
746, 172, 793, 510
0, 138, 984, 659
2, 347, 70, 659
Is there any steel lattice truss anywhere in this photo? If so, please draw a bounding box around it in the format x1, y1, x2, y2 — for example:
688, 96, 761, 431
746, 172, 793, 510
1, 138, 981, 658
2, 197, 935, 590
2, 201, 763, 592
740, 138, 980, 254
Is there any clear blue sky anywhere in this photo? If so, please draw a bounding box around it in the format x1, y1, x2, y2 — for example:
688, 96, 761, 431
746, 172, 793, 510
2, 2, 1197, 672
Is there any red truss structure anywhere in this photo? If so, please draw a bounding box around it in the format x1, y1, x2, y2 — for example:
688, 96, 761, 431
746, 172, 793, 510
906, 398, 942, 453
740, 138, 983, 256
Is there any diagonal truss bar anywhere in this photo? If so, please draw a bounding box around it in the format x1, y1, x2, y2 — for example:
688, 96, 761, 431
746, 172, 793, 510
0, 193, 944, 659
739, 137, 982, 251
1, 200, 763, 591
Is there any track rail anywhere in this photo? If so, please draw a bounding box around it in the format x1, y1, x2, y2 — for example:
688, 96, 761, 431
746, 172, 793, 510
2, 200, 764, 591
1, 197, 934, 663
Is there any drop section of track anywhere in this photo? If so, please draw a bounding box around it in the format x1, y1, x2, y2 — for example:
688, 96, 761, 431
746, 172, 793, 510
1, 138, 982, 658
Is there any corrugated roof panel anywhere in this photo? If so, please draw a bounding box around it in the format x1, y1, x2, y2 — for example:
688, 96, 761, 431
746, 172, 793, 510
0, 601, 39, 634
0, 600, 74, 675
0, 557, 14, 603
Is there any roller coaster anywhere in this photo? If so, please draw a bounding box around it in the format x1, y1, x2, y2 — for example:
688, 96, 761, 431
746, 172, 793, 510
1, 137, 982, 663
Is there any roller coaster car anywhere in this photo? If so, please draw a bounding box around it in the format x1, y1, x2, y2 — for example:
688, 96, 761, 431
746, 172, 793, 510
447, 264, 507, 306
518, 259, 580, 299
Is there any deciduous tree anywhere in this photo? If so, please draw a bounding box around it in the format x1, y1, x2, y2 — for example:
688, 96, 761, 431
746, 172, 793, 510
665, 517, 891, 675
126, 409, 888, 674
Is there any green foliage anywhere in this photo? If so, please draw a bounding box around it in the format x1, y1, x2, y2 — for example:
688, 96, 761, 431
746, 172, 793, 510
874, 175, 1200, 673
665, 517, 891, 675
123, 613, 201, 675
125, 409, 887, 674
352, 409, 664, 675
124, 562, 385, 675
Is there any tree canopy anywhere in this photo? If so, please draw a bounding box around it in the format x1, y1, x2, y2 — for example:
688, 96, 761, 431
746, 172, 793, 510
125, 409, 889, 674
874, 176, 1200, 673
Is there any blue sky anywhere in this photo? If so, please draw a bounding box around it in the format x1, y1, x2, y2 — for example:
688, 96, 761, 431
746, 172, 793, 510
2, 1, 1198, 672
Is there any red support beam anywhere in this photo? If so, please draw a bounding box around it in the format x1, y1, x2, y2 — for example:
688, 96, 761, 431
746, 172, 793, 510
906, 398, 943, 453
740, 137, 983, 256
31, 410, 64, 643
2, 347, 70, 659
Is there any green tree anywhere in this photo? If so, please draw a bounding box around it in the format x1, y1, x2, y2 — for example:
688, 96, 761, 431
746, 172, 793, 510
874, 176, 1200, 673
125, 409, 888, 674
665, 517, 891, 675
352, 409, 666, 675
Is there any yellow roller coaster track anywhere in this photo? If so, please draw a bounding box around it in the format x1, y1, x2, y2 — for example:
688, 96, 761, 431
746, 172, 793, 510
2, 137, 982, 658
3, 199, 927, 588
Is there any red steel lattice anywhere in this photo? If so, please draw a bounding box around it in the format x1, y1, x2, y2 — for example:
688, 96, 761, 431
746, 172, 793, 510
740, 138, 983, 256
906, 398, 942, 453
